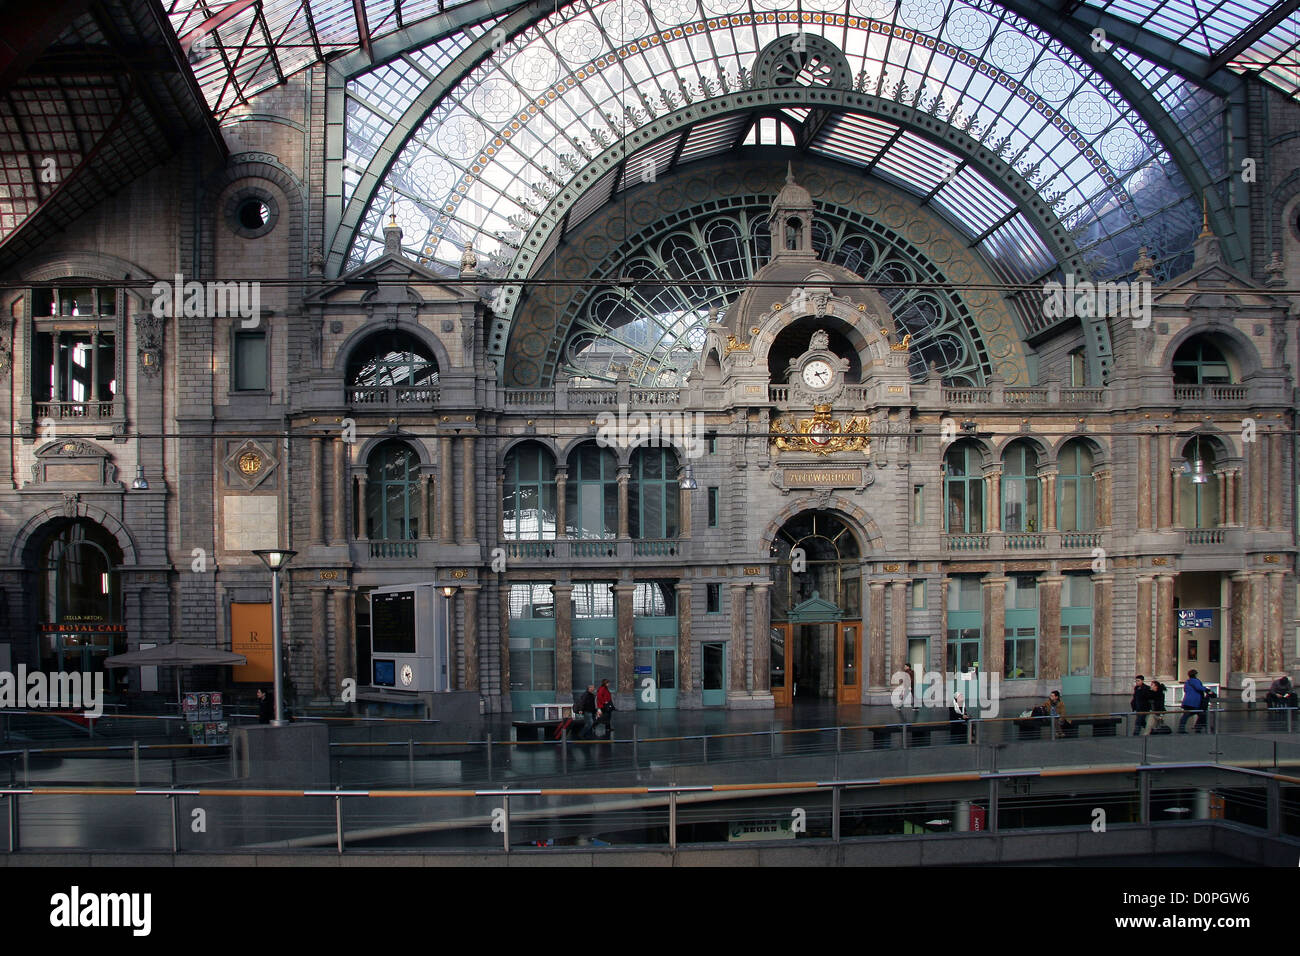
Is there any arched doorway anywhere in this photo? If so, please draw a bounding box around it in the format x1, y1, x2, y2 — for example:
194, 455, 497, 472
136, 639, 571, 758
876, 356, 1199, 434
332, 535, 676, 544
769, 511, 863, 706
32, 519, 125, 673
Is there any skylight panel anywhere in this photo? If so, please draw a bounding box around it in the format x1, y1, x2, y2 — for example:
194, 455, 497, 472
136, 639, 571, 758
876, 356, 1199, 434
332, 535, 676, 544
617, 135, 681, 191
568, 167, 619, 231
932, 167, 1016, 236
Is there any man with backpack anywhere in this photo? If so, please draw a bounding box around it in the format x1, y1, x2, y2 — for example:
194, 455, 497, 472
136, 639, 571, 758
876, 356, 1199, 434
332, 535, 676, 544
579, 684, 598, 739
1178, 669, 1215, 734
1131, 676, 1152, 735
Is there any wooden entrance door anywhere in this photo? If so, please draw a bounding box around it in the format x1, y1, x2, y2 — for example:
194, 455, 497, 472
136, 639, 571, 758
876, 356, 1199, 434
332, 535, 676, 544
771, 623, 792, 706
836, 621, 861, 704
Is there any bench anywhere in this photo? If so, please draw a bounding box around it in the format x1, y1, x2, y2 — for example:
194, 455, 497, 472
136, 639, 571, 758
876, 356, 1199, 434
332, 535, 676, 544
865, 722, 966, 748
1014, 716, 1122, 739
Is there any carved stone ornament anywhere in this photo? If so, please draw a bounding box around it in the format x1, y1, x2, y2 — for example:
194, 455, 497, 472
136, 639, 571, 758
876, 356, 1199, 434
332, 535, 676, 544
770, 404, 871, 456
809, 329, 830, 351
135, 313, 163, 379
63, 493, 80, 518
0, 336, 11, 378
30, 440, 117, 486
224, 438, 278, 491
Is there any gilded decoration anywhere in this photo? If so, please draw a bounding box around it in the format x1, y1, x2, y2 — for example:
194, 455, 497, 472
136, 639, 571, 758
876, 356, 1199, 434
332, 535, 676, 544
771, 404, 871, 456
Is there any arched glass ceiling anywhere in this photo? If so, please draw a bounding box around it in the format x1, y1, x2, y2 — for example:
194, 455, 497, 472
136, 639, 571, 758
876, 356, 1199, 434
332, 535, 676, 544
344, 0, 1212, 285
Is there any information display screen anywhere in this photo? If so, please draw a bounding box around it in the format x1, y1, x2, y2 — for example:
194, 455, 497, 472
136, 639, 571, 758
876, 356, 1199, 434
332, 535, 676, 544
372, 590, 416, 653
373, 659, 395, 687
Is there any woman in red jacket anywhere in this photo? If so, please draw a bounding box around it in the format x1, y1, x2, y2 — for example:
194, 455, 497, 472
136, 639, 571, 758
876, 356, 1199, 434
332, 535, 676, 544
596, 678, 614, 739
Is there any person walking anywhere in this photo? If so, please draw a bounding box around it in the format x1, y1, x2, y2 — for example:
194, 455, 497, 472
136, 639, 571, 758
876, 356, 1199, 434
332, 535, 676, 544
897, 664, 916, 719
1178, 669, 1214, 733
1131, 676, 1151, 735
595, 677, 614, 739
256, 687, 273, 724
1141, 680, 1167, 735
579, 684, 597, 739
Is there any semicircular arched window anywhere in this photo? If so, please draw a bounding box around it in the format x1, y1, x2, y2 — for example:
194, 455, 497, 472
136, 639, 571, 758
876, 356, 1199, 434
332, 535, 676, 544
502, 441, 557, 540
944, 442, 985, 534
1001, 442, 1040, 533
1057, 441, 1096, 532
1178, 436, 1221, 529
366, 441, 421, 540
629, 446, 679, 539
1172, 337, 1232, 385
347, 331, 439, 403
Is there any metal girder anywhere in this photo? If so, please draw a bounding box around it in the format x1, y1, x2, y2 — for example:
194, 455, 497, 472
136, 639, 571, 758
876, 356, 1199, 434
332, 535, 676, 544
995, 0, 1246, 274
324, 0, 554, 275
352, 0, 374, 63
1207, 0, 1300, 75
996, 0, 1238, 98
24, 47, 182, 75
178, 0, 260, 51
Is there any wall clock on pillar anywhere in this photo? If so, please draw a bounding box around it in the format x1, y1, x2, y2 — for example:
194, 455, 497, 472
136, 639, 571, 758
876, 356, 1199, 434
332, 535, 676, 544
400, 663, 415, 687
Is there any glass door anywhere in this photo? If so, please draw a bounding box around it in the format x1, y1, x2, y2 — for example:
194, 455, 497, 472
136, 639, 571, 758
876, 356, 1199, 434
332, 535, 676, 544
701, 642, 725, 707
770, 625, 791, 706
836, 622, 860, 704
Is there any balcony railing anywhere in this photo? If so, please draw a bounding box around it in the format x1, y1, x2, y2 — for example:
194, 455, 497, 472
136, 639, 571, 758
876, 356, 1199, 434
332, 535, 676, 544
945, 534, 990, 551
571, 539, 618, 558
506, 540, 558, 559
1059, 531, 1102, 549
500, 538, 688, 561
943, 531, 1104, 551
632, 539, 681, 556
348, 386, 439, 406
369, 540, 419, 558
1185, 528, 1225, 546
34, 401, 115, 419
1005, 533, 1047, 550
1173, 384, 1248, 403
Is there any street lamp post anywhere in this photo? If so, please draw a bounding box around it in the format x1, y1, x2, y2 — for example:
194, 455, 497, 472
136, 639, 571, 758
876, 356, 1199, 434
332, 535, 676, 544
442, 585, 456, 692
253, 549, 297, 726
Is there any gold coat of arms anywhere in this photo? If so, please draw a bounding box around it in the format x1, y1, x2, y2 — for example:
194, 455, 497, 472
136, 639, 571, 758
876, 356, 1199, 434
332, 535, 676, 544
770, 404, 871, 455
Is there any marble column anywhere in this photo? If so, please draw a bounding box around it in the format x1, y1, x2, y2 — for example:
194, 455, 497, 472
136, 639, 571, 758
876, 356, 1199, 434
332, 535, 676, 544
440, 437, 454, 541
1041, 471, 1058, 533
1039, 574, 1063, 681
555, 468, 567, 539
312, 589, 329, 699
1136, 435, 1152, 531
729, 583, 748, 694
1092, 573, 1112, 680
615, 583, 635, 695
331, 439, 347, 545
676, 581, 693, 694
617, 467, 630, 539
333, 588, 354, 694
1269, 431, 1285, 530
1245, 574, 1265, 673
1267, 571, 1285, 672
1135, 575, 1154, 678
1227, 469, 1240, 526
418, 471, 430, 540
1248, 435, 1263, 529
424, 472, 436, 539
981, 576, 1007, 679
460, 435, 476, 543
445, 590, 458, 692
1229, 573, 1248, 676
310, 437, 324, 545
752, 582, 771, 694
986, 469, 1002, 533
679, 483, 692, 538
1170, 468, 1182, 527
868, 581, 886, 692
553, 583, 573, 698
355, 476, 368, 540
462, 584, 480, 692
1157, 437, 1172, 530
498, 585, 512, 706
1215, 471, 1227, 528
494, 469, 504, 538
1095, 469, 1113, 528
889, 580, 907, 681
1155, 573, 1176, 681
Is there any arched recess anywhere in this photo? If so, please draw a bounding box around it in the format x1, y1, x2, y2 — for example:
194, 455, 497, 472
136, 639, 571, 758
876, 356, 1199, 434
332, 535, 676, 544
353, 432, 433, 469
761, 497, 885, 556
1160, 324, 1263, 382
10, 505, 140, 568
199, 154, 308, 282
332, 320, 452, 380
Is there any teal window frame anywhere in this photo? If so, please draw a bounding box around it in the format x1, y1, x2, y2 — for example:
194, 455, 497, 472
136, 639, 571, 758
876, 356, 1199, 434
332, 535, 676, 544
1057, 441, 1096, 532
503, 442, 557, 540
629, 446, 680, 539
565, 443, 618, 539
1001, 442, 1040, 533
944, 444, 984, 533
1172, 338, 1232, 385
365, 441, 420, 540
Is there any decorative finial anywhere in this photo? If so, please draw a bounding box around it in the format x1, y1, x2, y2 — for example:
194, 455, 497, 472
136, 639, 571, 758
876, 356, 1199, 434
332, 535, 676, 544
1198, 192, 1211, 239
388, 206, 398, 227
786, 161, 795, 185
1132, 246, 1155, 278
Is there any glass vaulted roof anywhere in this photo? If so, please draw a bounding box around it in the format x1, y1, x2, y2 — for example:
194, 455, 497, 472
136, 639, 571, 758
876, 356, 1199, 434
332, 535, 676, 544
343, 0, 1223, 284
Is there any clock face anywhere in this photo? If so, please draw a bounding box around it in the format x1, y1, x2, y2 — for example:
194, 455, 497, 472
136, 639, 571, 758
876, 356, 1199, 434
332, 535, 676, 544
400, 664, 414, 686
802, 359, 834, 390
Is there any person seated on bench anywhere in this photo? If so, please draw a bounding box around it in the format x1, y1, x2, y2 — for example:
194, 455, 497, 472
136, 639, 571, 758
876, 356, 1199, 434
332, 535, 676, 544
1039, 690, 1070, 735
948, 691, 971, 740
1267, 675, 1297, 710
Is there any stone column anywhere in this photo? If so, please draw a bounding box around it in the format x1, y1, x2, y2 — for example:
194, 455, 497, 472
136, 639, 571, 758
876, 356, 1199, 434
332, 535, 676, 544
444, 590, 458, 692
1227, 470, 1239, 526
1229, 573, 1248, 676
1171, 467, 1183, 527
310, 437, 324, 545
440, 437, 454, 541
311, 589, 329, 700
676, 581, 693, 694
752, 582, 771, 694
494, 469, 504, 539
1215, 470, 1227, 528
1157, 436, 1172, 530
555, 468, 567, 539
1248, 435, 1263, 529
460, 435, 475, 543
1095, 468, 1113, 528
981, 576, 1007, 679
1039, 574, 1063, 681
617, 467, 630, 539
424, 473, 436, 539
868, 581, 886, 693
1245, 574, 1265, 673
986, 468, 1002, 533
1041, 470, 1058, 532
418, 471, 430, 540
1092, 572, 1112, 680
462, 584, 480, 692
1155, 573, 1176, 681
553, 583, 573, 698
333, 588, 354, 695
331, 439, 347, 545
729, 583, 748, 694
498, 584, 511, 708
615, 583, 635, 695
1267, 571, 1285, 672
679, 483, 692, 538
1135, 575, 1154, 678
1269, 431, 1285, 530
355, 475, 368, 541
1136, 435, 1151, 530
889, 580, 907, 681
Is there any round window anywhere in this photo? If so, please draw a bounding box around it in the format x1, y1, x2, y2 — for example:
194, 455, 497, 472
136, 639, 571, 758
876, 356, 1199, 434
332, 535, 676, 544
225, 186, 279, 239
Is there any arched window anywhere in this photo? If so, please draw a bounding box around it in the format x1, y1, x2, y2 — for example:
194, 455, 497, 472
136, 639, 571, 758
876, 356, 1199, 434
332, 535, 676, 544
1178, 437, 1221, 529
565, 443, 618, 539
1002, 442, 1040, 533
502, 442, 556, 540
1057, 441, 1096, 532
629, 446, 679, 539
366, 441, 420, 539
346, 331, 439, 393
785, 217, 801, 250
1172, 338, 1232, 385
40, 520, 123, 673
944, 443, 984, 533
